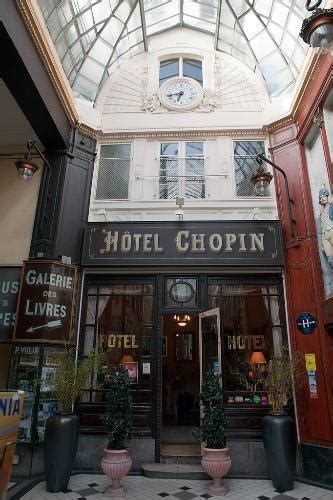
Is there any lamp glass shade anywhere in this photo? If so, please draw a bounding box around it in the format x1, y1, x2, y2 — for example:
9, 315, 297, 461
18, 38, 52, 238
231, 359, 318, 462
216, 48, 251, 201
15, 159, 38, 182
250, 351, 267, 365
254, 179, 270, 196
309, 23, 333, 52
121, 354, 134, 363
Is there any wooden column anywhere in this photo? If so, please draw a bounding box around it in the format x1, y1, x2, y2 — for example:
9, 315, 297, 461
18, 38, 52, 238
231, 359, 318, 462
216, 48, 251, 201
268, 54, 333, 447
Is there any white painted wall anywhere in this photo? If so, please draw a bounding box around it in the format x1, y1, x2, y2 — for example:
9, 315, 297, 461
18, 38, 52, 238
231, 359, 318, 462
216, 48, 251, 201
89, 135, 277, 223
86, 28, 278, 223
0, 147, 42, 265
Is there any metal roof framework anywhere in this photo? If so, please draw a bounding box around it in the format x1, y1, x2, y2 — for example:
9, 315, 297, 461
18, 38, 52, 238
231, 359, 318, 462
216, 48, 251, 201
37, 0, 310, 102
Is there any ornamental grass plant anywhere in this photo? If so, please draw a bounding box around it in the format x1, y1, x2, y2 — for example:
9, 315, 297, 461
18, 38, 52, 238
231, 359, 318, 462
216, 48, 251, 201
264, 346, 304, 414
193, 371, 228, 449
46, 348, 103, 413
101, 364, 134, 450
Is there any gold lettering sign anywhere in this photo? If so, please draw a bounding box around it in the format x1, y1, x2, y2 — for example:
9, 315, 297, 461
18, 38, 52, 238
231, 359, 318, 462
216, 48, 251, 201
227, 335, 266, 350
99, 334, 139, 350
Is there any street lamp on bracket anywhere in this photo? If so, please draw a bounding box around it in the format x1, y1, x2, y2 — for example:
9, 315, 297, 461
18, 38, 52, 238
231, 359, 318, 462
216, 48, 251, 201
251, 154, 298, 246
300, 0, 333, 53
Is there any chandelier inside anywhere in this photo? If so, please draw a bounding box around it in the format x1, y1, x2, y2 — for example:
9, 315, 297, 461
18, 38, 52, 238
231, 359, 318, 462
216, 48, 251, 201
174, 314, 191, 327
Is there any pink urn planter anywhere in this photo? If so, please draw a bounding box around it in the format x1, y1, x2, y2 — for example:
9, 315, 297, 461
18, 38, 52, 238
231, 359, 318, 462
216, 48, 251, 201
101, 449, 132, 497
201, 447, 231, 496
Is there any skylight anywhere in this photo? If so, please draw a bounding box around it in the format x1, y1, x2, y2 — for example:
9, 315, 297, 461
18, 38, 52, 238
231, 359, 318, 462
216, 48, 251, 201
37, 0, 309, 102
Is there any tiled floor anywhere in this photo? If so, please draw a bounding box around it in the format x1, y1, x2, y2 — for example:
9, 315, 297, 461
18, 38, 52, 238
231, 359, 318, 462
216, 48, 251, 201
19, 475, 333, 500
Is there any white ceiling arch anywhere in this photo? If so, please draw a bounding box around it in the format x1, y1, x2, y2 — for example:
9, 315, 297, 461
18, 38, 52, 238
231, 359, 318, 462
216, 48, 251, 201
37, 0, 310, 103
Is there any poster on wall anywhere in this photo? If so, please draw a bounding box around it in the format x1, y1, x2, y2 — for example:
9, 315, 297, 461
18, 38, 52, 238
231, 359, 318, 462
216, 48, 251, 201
0, 267, 21, 341
305, 132, 333, 298
13, 260, 78, 344
123, 362, 138, 384
0, 391, 24, 498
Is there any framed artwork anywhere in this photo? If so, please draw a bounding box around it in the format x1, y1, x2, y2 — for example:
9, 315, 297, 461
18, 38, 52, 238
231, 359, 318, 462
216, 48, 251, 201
123, 361, 138, 384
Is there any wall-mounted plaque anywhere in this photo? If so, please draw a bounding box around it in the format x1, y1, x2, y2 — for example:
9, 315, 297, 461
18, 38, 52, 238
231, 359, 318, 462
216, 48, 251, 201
13, 261, 78, 344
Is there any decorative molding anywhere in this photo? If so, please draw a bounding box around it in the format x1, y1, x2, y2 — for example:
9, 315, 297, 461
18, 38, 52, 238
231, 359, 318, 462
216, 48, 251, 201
16, 0, 79, 128
94, 128, 267, 141
313, 108, 325, 127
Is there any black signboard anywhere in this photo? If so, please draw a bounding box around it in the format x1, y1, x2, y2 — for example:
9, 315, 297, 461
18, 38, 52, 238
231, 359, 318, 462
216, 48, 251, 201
13, 261, 78, 344
0, 267, 21, 341
82, 221, 284, 267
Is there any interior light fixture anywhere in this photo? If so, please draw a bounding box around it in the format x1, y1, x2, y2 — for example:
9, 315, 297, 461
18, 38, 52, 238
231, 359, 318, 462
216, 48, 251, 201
300, 0, 333, 53
174, 314, 190, 327
15, 140, 50, 181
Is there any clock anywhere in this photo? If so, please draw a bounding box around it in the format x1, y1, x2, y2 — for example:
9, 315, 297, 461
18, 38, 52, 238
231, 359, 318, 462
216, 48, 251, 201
159, 77, 203, 111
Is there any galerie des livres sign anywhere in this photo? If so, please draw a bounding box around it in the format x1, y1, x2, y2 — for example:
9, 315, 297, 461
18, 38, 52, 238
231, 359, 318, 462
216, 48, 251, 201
13, 261, 78, 344
0, 267, 21, 341
82, 221, 283, 266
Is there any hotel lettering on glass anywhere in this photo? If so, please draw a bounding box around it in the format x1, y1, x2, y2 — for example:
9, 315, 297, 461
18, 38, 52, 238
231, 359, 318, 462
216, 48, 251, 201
82, 221, 284, 267
13, 261, 78, 344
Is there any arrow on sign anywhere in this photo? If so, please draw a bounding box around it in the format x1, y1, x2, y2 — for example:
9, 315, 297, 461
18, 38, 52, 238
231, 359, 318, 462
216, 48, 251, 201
26, 320, 62, 333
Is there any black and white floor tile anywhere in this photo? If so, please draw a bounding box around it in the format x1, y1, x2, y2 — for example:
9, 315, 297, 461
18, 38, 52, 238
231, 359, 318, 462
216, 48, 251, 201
20, 475, 333, 499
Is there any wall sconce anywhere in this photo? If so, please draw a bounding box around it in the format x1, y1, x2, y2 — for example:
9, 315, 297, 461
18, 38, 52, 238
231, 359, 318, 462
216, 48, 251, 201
174, 314, 190, 327
300, 0, 333, 53
251, 153, 296, 243
15, 140, 50, 181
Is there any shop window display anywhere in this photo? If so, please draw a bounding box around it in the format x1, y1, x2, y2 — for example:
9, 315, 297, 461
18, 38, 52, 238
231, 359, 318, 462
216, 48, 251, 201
80, 281, 155, 407
209, 281, 286, 406
7, 345, 61, 442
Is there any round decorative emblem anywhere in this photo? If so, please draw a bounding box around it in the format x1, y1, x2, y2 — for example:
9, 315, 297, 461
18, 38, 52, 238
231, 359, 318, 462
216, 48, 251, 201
159, 77, 203, 111
169, 281, 194, 303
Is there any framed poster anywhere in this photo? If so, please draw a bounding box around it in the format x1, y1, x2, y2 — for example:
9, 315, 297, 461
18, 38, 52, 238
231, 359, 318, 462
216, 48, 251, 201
123, 362, 138, 384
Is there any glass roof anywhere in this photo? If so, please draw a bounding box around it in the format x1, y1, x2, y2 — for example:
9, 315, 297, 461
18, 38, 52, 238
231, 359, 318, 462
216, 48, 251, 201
37, 0, 309, 102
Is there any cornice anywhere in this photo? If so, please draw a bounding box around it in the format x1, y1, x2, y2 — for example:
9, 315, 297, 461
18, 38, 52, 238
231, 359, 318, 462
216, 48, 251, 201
93, 128, 267, 141
16, 0, 79, 128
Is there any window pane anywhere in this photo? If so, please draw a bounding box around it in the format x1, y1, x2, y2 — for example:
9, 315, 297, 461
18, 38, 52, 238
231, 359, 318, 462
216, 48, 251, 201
186, 142, 204, 199
183, 59, 203, 84
186, 142, 203, 156
233, 141, 268, 197
159, 58, 179, 86
95, 158, 130, 199
100, 144, 131, 158
160, 143, 178, 156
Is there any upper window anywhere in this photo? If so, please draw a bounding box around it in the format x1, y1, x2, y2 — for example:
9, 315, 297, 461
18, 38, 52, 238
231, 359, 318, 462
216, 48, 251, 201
159, 57, 203, 86
159, 142, 205, 200
233, 141, 269, 197
95, 144, 131, 200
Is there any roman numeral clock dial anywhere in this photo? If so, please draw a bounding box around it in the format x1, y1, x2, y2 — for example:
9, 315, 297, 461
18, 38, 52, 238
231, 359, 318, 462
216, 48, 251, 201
159, 77, 203, 111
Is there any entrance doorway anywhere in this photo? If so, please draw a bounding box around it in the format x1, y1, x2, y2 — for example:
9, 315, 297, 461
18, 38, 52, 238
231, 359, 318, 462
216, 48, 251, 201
161, 314, 200, 452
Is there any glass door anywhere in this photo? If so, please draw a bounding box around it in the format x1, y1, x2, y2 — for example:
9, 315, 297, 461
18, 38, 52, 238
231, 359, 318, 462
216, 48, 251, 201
199, 308, 221, 386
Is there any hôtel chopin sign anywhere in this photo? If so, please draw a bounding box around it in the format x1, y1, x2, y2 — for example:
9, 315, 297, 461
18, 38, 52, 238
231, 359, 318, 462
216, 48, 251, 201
13, 261, 78, 344
82, 221, 283, 266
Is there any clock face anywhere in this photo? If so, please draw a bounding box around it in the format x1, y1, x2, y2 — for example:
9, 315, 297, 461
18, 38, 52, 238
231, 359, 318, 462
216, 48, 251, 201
159, 77, 203, 111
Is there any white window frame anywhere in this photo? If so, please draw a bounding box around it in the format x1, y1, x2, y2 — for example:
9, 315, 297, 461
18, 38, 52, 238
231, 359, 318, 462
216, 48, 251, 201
159, 56, 203, 86
158, 141, 205, 200
93, 142, 133, 202
232, 139, 271, 199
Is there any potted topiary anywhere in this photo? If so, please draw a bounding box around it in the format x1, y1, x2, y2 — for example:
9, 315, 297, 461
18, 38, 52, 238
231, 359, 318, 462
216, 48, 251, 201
193, 371, 231, 496
101, 364, 134, 497
44, 348, 102, 493
262, 346, 304, 493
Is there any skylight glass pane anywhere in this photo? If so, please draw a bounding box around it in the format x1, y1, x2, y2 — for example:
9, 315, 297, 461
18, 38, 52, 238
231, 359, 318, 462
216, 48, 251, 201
250, 30, 275, 59
37, 0, 310, 101
239, 10, 263, 39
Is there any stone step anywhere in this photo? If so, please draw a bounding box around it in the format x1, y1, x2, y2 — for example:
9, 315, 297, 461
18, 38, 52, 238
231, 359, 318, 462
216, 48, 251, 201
160, 443, 201, 465
141, 463, 208, 480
